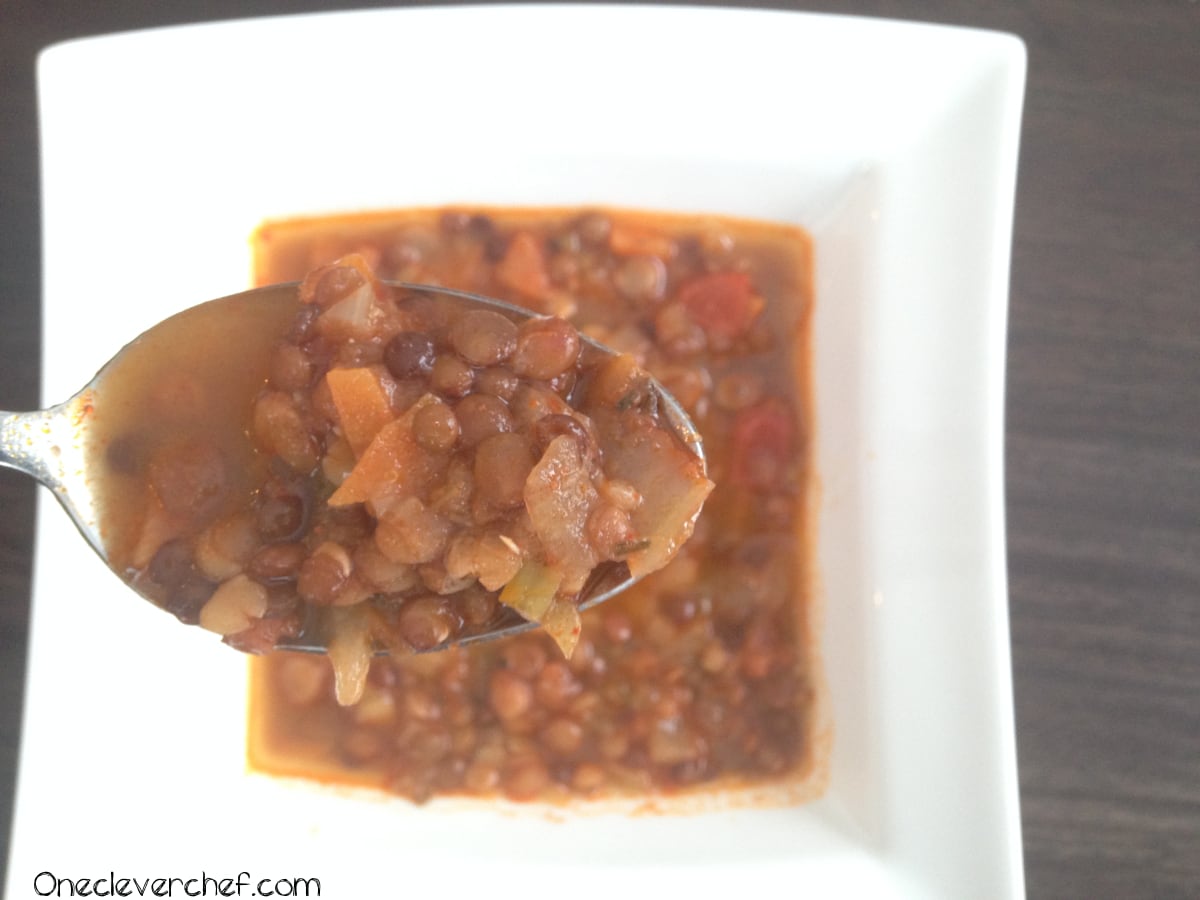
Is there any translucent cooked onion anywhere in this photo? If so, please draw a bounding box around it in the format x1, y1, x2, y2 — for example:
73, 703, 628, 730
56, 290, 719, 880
325, 606, 374, 706
523, 435, 601, 593
498, 561, 579, 657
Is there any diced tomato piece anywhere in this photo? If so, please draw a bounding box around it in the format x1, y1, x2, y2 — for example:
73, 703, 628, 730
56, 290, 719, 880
677, 271, 764, 340
730, 398, 794, 489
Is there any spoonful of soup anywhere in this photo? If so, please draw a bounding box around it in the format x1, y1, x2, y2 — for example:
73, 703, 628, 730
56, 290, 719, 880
0, 255, 712, 703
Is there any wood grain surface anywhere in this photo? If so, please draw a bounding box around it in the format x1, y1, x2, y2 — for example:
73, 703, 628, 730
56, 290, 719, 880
1, 2, 1196, 897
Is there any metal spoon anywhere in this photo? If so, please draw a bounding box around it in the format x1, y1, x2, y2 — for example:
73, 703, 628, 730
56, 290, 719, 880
0, 281, 706, 655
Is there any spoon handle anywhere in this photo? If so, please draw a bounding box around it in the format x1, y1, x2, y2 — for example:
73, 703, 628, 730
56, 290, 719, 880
0, 395, 107, 560
1, 404, 71, 486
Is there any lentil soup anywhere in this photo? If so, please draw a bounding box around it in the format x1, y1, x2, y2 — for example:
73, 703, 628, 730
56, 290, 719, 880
249, 208, 826, 805
91, 257, 712, 709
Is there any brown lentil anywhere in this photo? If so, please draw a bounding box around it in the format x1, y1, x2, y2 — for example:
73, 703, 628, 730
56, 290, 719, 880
511, 317, 581, 380
411, 400, 460, 452
450, 309, 518, 367
453, 394, 514, 447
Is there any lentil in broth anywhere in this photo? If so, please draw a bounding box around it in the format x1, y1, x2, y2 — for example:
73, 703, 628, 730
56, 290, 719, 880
248, 207, 825, 804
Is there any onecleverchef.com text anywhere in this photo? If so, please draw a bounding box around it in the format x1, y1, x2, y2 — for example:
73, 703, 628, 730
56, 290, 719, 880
32, 871, 320, 898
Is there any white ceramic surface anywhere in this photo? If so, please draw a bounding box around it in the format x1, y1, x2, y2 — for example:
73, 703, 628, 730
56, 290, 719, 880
8, 6, 1025, 899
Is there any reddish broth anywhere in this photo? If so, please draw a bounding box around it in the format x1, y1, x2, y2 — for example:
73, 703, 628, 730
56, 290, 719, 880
247, 208, 826, 805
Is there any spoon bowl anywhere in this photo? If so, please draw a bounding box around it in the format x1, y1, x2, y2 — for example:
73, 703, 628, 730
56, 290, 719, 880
1, 280, 707, 658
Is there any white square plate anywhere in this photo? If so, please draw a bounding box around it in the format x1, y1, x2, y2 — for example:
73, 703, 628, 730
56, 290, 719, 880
9, 6, 1025, 899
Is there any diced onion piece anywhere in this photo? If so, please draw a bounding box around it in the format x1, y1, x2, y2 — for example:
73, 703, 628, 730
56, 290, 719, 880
326, 606, 374, 707
499, 560, 563, 625
523, 435, 600, 593
301, 253, 390, 342
198, 574, 268, 636
541, 597, 582, 658
497, 559, 581, 656
593, 411, 714, 578
319, 282, 377, 338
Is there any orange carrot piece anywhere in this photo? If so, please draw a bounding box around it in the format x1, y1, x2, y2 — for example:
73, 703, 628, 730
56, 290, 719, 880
328, 395, 441, 507
327, 418, 411, 506
496, 231, 551, 300
325, 367, 395, 458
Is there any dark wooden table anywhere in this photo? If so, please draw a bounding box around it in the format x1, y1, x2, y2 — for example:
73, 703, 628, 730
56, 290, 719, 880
2, 2, 1196, 896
